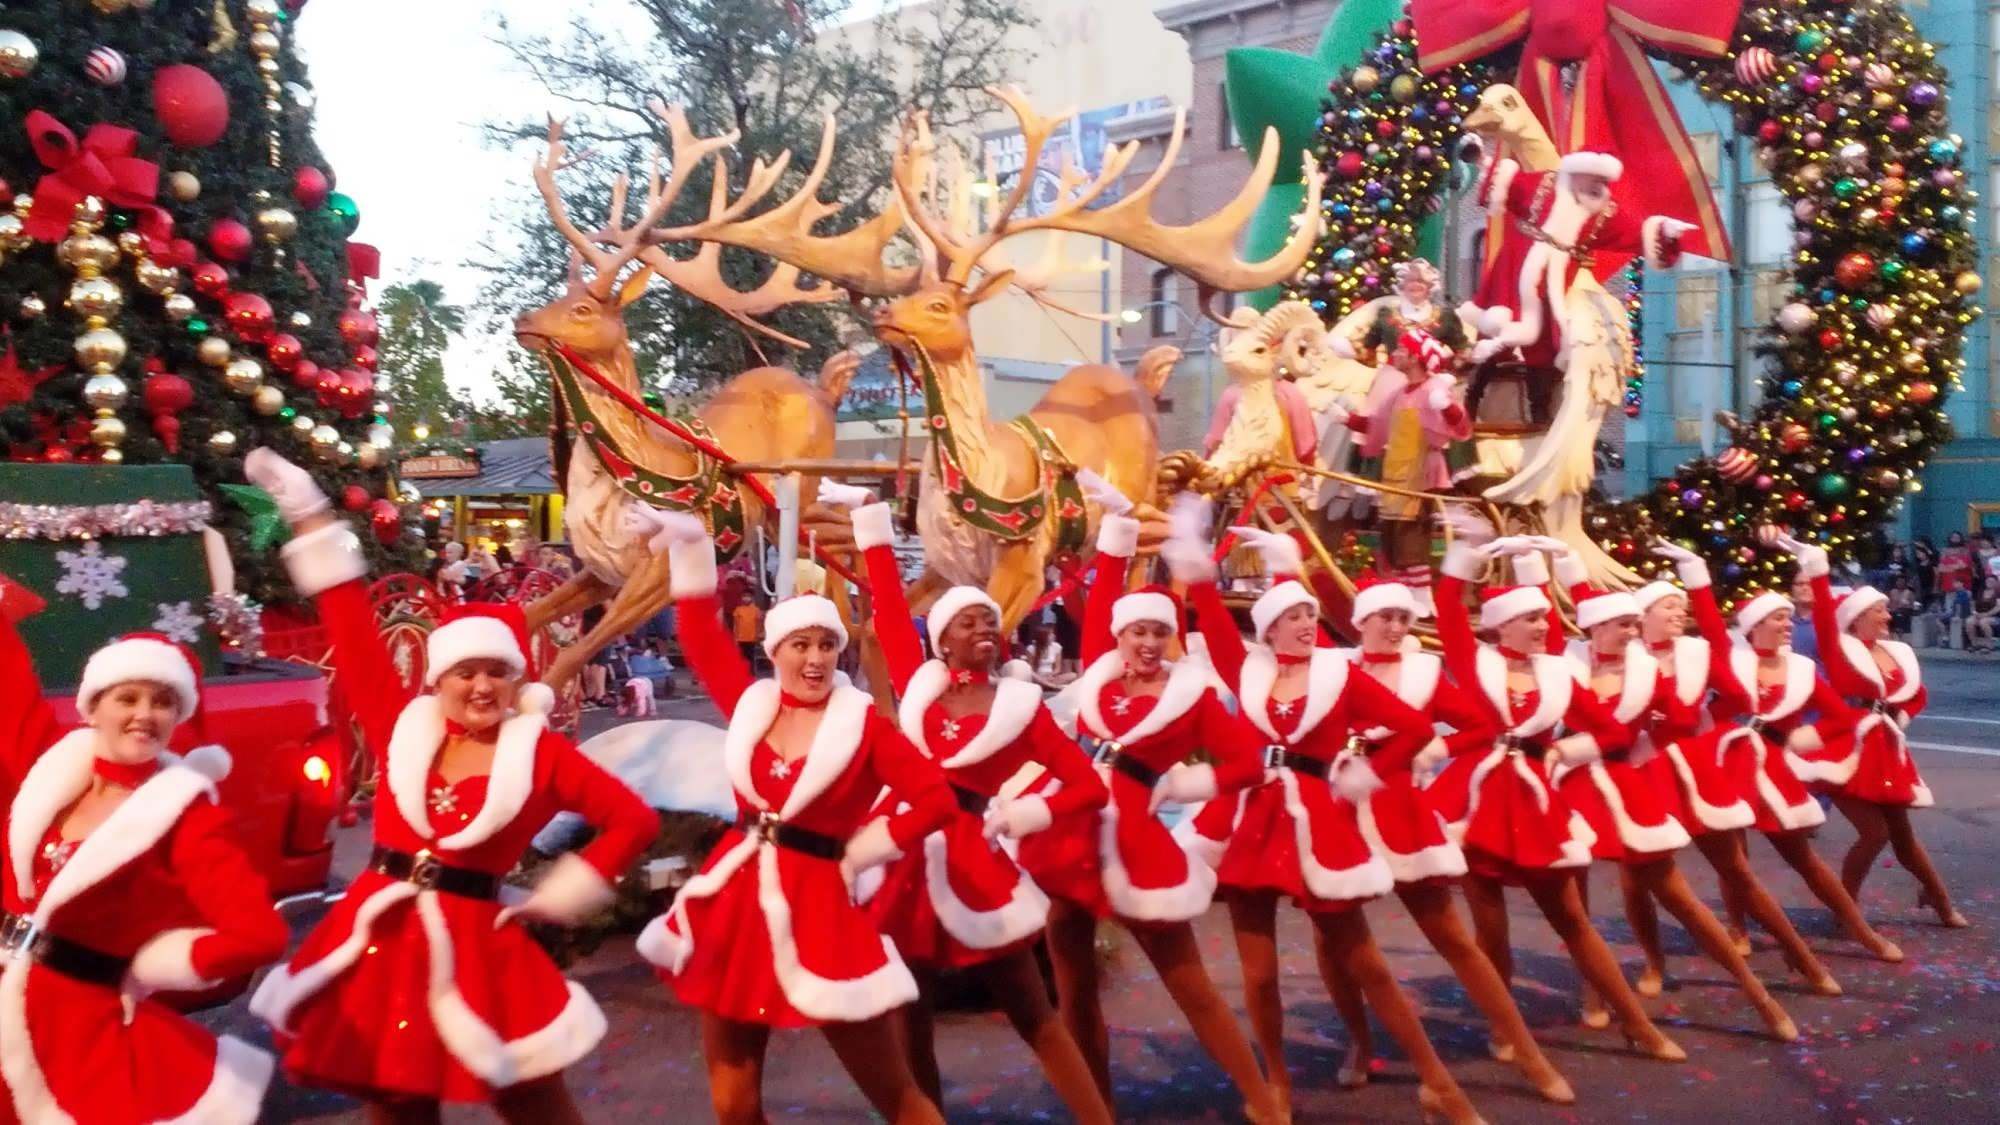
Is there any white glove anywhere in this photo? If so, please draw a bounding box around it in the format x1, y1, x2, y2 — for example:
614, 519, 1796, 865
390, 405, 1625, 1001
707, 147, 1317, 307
839, 817, 903, 897
1322, 401, 1353, 426
622, 505, 708, 553
1161, 536, 1217, 584
1424, 375, 1455, 412
1228, 526, 1303, 575
1328, 333, 1357, 360
1440, 506, 1496, 547
1651, 540, 1700, 565
1660, 218, 1697, 241
493, 853, 617, 930
1471, 338, 1504, 364
1075, 467, 1132, 515
243, 448, 329, 523
1653, 539, 1711, 588
816, 479, 875, 509
1773, 532, 1830, 579
982, 795, 1054, 841
1521, 535, 1569, 555
1485, 535, 1541, 558
1149, 762, 1218, 812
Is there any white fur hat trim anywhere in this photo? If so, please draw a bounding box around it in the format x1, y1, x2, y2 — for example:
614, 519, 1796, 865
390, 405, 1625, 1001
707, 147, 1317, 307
425, 617, 526, 686
763, 595, 849, 656
1835, 586, 1889, 633
1734, 591, 1792, 634
1251, 581, 1318, 642
1633, 581, 1685, 613
1575, 591, 1641, 631
1110, 591, 1178, 636
78, 637, 200, 722
927, 586, 1003, 655
1478, 586, 1550, 631
1350, 581, 1418, 627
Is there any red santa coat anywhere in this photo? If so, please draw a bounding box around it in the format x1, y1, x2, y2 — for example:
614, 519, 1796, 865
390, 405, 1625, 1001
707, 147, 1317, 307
1554, 642, 1693, 860
852, 511, 1107, 967
636, 539, 957, 1027
1637, 631, 1758, 834
250, 525, 658, 1103
1790, 576, 1933, 808
0, 617, 287, 1125
1343, 648, 1473, 883
1013, 532, 1265, 923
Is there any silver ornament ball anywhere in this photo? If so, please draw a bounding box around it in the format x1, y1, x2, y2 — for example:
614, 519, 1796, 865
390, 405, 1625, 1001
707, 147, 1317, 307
0, 31, 38, 80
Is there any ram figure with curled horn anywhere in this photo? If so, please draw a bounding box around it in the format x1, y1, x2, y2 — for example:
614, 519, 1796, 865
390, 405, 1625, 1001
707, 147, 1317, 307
510, 114, 863, 692
654, 84, 1325, 628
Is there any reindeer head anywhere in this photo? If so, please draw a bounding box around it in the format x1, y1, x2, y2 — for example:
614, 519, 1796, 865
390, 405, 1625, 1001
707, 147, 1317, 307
514, 260, 652, 368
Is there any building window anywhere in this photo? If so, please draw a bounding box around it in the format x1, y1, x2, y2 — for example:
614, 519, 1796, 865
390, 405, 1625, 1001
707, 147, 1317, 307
1218, 81, 1239, 150
1149, 268, 1180, 336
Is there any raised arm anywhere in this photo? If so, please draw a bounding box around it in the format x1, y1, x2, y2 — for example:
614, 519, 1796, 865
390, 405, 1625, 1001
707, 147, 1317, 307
847, 497, 927, 691
1082, 515, 1136, 665
623, 503, 757, 715
1435, 541, 1485, 690
1185, 578, 1247, 690
0, 610, 63, 801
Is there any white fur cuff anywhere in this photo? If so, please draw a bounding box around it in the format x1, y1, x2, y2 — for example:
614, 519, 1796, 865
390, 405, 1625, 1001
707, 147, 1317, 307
521, 853, 618, 925
1441, 544, 1486, 582
1796, 548, 1830, 581
852, 502, 897, 552
1553, 551, 1589, 589
668, 536, 717, 598
1511, 551, 1551, 588
279, 522, 368, 598
1412, 736, 1449, 774
1096, 513, 1140, 558
1551, 733, 1601, 766
125, 927, 219, 993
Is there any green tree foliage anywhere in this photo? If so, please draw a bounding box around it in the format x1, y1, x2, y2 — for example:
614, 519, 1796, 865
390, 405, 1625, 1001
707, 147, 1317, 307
376, 278, 462, 437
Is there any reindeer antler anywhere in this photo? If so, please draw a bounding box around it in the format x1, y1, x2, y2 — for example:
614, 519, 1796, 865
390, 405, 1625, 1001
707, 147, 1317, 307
534, 115, 726, 301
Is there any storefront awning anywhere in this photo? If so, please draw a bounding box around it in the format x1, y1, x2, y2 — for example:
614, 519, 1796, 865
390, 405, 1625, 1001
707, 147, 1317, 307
401, 437, 556, 497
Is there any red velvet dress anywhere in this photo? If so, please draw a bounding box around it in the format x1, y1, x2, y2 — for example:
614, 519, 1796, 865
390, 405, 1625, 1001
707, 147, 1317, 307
1790, 576, 1934, 807
854, 524, 1107, 968
1427, 568, 1629, 881
1, 616, 288, 1125
1345, 649, 1476, 883
1553, 643, 1693, 862
637, 586, 956, 1027
1012, 530, 1266, 924
1176, 579, 1434, 910
1637, 631, 1758, 835
251, 526, 659, 1103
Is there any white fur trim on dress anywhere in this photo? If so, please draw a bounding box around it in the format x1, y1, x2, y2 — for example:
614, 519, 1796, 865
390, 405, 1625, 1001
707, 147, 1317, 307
1666, 635, 1710, 705
895, 660, 1040, 770
763, 595, 849, 656
125, 927, 219, 993
250, 880, 422, 1032
1065, 651, 1213, 746
1096, 513, 1139, 558
384, 695, 545, 851
920, 831, 1050, 949
925, 587, 1003, 656
1350, 581, 1418, 627
279, 521, 369, 598
1356, 792, 1467, 883
1250, 581, 1318, 643
1173, 811, 1230, 871
1658, 742, 1756, 831
514, 853, 617, 926
160, 1034, 274, 1125
1560, 151, 1624, 180
1239, 646, 1348, 745
424, 616, 528, 685
1472, 646, 1572, 737
1482, 158, 1520, 218
1566, 641, 1659, 724
1097, 804, 1217, 922
1581, 763, 1690, 853
1277, 768, 1394, 902
1835, 587, 1889, 633
1110, 591, 1179, 637
722, 679, 873, 819
1725, 646, 1816, 723
1479, 586, 1550, 631
76, 636, 200, 722
1834, 634, 1923, 703
851, 501, 897, 552
1734, 592, 1791, 634
668, 535, 718, 598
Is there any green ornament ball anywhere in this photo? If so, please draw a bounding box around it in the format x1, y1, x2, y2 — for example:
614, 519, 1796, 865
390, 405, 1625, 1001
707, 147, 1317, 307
1880, 259, 1908, 282
1816, 472, 1851, 499
325, 192, 360, 236
1832, 177, 1860, 200
1796, 29, 1828, 53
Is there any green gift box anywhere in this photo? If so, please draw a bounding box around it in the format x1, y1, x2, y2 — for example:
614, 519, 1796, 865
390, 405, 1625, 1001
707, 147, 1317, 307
0, 464, 223, 689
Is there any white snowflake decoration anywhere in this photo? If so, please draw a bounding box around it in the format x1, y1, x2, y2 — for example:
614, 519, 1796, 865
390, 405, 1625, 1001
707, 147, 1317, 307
939, 718, 962, 742
54, 541, 128, 609
151, 600, 203, 645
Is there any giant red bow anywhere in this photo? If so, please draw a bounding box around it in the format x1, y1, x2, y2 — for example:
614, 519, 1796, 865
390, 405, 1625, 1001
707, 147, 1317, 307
1411, 0, 1738, 267
23, 110, 167, 246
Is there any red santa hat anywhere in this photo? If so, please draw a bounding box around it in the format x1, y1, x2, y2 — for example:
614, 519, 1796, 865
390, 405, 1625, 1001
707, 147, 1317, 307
1251, 579, 1319, 642
424, 603, 556, 714
1632, 580, 1685, 613
1396, 328, 1453, 374
763, 593, 849, 656
1833, 585, 1889, 633
1574, 588, 1641, 631
1350, 572, 1420, 627
1479, 584, 1550, 632
1733, 590, 1792, 634
1558, 151, 1625, 182
77, 632, 202, 723
926, 585, 1003, 655
1110, 584, 1183, 638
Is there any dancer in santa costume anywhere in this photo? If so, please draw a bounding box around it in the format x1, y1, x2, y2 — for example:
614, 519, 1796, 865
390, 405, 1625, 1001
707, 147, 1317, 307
242, 450, 659, 1125
1308, 568, 1576, 1103
0, 616, 287, 1125
1782, 535, 1966, 929
1428, 516, 1682, 1060
1169, 508, 1488, 1125
1547, 547, 1797, 1043
1616, 543, 1843, 999
1012, 475, 1283, 1124
1679, 540, 1905, 964
624, 507, 955, 1125
819, 482, 1111, 1124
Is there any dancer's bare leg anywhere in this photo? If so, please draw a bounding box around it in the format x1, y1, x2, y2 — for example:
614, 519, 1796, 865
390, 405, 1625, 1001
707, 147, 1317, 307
1619, 863, 1667, 996
1521, 875, 1685, 1061
1126, 920, 1284, 1124
1765, 830, 1903, 961
701, 1014, 773, 1125
1226, 892, 1295, 1116
822, 1016, 946, 1125
1045, 900, 1112, 1108
1631, 857, 1796, 1040
1693, 830, 1840, 994
975, 949, 1115, 1125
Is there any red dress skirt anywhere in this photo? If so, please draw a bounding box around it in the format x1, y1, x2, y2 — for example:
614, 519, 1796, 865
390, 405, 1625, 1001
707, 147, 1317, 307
1556, 757, 1691, 862
1429, 728, 1594, 882
1796, 715, 1934, 808
1683, 724, 1826, 834
1645, 736, 1758, 836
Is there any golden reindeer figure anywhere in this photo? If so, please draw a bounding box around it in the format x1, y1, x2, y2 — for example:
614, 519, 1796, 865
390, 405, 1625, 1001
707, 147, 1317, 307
512, 115, 861, 690
655, 85, 1326, 627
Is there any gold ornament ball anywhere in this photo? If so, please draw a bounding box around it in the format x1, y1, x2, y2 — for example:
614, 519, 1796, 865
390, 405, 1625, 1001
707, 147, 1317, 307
0, 31, 39, 80
89, 414, 127, 448
57, 233, 117, 272
162, 292, 197, 321
0, 213, 24, 248
256, 57, 280, 78
249, 29, 281, 57
252, 385, 285, 415
134, 259, 180, 294
12, 195, 31, 219
253, 206, 297, 243
208, 430, 238, 456
82, 374, 129, 411
73, 326, 127, 372
1900, 350, 1928, 373
115, 230, 146, 257
66, 275, 123, 319
197, 336, 232, 366
1350, 65, 1380, 93
69, 195, 105, 227
245, 0, 282, 20
99, 447, 124, 465
1388, 73, 1420, 104
336, 441, 355, 465
224, 357, 265, 395
309, 424, 342, 461
167, 172, 201, 203
357, 442, 383, 469
1957, 271, 1983, 295
290, 413, 315, 435
16, 294, 44, 319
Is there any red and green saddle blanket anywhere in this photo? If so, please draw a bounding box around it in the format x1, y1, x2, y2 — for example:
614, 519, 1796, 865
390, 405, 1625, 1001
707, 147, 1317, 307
546, 350, 749, 560
911, 345, 1087, 555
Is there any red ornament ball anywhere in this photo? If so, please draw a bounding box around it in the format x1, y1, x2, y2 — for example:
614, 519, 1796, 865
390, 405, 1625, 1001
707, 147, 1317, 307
1817, 328, 1842, 351
1907, 381, 1939, 405
1334, 151, 1366, 179
1784, 491, 1808, 512
224, 292, 274, 342
142, 371, 194, 416
290, 358, 321, 390
1779, 422, 1811, 453
208, 218, 252, 263
264, 333, 303, 372
337, 309, 378, 347
350, 344, 378, 371
1756, 119, 1782, 144
338, 367, 375, 418
369, 499, 402, 545
293, 166, 331, 210
152, 65, 230, 147
315, 368, 344, 409
191, 260, 230, 297
341, 485, 370, 512
1834, 252, 1877, 290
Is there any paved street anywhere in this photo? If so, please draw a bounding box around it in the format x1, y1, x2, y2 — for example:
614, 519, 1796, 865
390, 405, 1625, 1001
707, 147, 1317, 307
220, 660, 2000, 1123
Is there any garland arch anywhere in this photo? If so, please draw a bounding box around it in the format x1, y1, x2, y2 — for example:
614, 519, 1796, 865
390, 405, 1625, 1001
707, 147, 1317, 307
1290, 1, 1981, 596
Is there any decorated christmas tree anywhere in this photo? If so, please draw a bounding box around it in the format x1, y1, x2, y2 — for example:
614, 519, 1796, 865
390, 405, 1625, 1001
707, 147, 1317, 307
0, 0, 412, 605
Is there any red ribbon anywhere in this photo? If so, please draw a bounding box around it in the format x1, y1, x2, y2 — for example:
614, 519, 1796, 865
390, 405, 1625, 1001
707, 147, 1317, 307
347, 242, 380, 287
22, 110, 166, 244
1410, 0, 1739, 267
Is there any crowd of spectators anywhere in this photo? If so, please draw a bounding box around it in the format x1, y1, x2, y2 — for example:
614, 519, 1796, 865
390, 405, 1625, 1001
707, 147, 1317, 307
1864, 530, 2000, 653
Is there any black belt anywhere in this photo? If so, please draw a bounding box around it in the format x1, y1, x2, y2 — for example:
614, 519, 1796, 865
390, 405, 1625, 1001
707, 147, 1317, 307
1264, 746, 1332, 780
949, 784, 991, 815
1, 912, 129, 988
1088, 739, 1163, 788
736, 812, 845, 861
1743, 718, 1771, 739
370, 846, 502, 901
